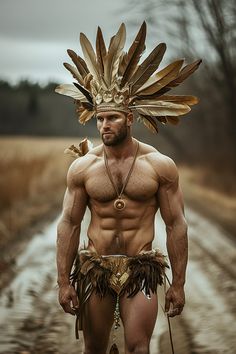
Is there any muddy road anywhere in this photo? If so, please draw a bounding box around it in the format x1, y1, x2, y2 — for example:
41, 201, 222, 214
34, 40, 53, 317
0, 207, 235, 354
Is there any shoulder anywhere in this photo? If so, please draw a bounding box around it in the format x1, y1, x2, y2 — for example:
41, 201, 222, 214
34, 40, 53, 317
138, 140, 178, 183
67, 145, 102, 187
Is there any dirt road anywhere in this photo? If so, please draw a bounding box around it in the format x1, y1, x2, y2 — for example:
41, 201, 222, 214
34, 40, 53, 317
0, 207, 235, 354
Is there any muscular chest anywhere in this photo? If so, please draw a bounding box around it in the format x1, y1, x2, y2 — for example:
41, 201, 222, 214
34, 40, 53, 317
85, 158, 159, 202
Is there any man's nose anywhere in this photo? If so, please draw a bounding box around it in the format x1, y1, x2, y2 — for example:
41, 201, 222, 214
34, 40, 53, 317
102, 119, 111, 130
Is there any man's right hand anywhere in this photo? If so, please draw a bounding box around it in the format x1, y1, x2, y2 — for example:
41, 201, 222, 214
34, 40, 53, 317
58, 284, 79, 316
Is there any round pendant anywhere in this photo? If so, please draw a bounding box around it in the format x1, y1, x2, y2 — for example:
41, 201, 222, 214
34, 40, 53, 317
114, 199, 126, 210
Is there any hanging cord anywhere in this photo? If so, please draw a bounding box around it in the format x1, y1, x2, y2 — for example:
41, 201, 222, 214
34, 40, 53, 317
104, 141, 139, 198
160, 273, 175, 354
109, 294, 120, 354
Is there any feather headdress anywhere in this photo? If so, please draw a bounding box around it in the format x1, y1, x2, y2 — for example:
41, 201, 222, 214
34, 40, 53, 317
55, 22, 201, 133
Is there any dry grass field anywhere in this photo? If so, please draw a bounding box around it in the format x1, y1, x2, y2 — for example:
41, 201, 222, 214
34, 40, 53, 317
0, 136, 81, 250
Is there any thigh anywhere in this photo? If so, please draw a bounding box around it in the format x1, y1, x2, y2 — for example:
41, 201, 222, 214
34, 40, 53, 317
120, 291, 158, 348
82, 291, 116, 352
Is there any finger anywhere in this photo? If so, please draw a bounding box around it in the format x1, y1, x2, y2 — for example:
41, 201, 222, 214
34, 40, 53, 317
61, 302, 76, 316
71, 291, 79, 309
168, 307, 183, 317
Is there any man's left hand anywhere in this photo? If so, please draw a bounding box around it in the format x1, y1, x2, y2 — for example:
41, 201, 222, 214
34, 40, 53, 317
165, 285, 185, 317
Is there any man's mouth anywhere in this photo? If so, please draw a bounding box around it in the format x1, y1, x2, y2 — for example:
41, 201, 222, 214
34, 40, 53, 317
103, 132, 113, 136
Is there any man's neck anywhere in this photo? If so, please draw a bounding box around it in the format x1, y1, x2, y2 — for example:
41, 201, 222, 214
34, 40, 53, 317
103, 136, 136, 160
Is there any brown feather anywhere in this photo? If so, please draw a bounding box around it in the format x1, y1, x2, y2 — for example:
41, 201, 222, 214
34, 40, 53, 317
55, 84, 87, 101
78, 109, 94, 125
103, 23, 126, 86
156, 94, 198, 105
169, 59, 202, 87
136, 60, 184, 96
63, 62, 84, 85
67, 49, 89, 78
118, 51, 128, 77
137, 114, 159, 133
166, 116, 180, 125
96, 26, 107, 76
121, 21, 146, 86
130, 43, 166, 94
136, 95, 198, 106
73, 82, 93, 104
80, 33, 101, 83
135, 101, 191, 116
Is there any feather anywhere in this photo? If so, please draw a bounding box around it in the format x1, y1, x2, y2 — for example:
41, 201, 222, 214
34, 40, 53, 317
134, 101, 191, 116
103, 23, 126, 86
64, 139, 94, 159
169, 59, 202, 87
121, 21, 146, 86
166, 116, 180, 125
136, 59, 184, 96
80, 33, 101, 83
118, 51, 128, 77
108, 35, 115, 51
81, 101, 94, 111
96, 26, 107, 75
136, 95, 198, 106
55, 84, 87, 101
63, 62, 84, 85
67, 49, 89, 78
73, 82, 93, 104
157, 94, 198, 105
79, 109, 95, 125
157, 116, 167, 124
130, 43, 166, 94
138, 114, 159, 133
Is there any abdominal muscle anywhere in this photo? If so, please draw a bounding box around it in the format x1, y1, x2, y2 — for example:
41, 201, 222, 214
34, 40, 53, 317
86, 197, 158, 256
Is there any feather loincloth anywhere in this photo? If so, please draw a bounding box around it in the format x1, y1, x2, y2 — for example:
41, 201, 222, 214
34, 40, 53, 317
70, 248, 169, 337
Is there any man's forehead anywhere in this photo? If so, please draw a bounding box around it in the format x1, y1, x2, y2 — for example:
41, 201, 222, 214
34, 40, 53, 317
96, 111, 125, 118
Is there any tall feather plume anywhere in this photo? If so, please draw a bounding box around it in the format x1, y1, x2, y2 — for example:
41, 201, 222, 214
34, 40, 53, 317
80, 33, 101, 83
67, 49, 89, 78
130, 43, 166, 94
96, 27, 107, 76
63, 63, 84, 85
103, 23, 126, 86
121, 21, 146, 86
136, 60, 184, 96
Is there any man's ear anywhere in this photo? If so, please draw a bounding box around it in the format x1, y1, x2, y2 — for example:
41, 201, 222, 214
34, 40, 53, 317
126, 112, 134, 127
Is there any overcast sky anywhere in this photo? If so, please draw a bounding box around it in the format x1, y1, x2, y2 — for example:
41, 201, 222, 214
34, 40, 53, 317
0, 0, 134, 83
0, 0, 205, 85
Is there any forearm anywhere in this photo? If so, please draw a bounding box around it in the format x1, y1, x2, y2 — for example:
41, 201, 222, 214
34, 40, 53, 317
56, 218, 81, 286
166, 219, 188, 287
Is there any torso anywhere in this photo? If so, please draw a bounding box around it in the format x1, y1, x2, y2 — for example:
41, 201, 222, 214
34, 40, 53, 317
74, 140, 168, 256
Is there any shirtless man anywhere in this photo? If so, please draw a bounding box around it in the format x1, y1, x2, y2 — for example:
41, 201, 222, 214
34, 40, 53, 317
56, 110, 188, 354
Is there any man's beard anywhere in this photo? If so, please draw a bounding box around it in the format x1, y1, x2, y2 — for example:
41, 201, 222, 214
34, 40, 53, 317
102, 125, 128, 146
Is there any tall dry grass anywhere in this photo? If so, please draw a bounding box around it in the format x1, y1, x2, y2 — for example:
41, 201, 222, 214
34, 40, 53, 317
0, 137, 79, 250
